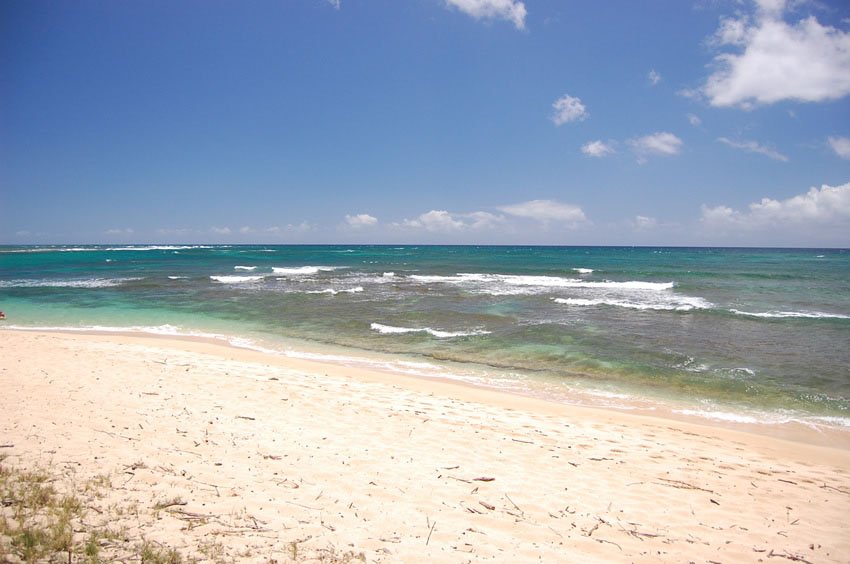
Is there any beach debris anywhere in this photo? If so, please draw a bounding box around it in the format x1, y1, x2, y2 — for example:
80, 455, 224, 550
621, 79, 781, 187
473, 476, 495, 482
426, 519, 437, 545
479, 501, 495, 511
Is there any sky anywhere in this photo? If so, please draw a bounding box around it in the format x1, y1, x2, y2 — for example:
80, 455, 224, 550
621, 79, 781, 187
2, 0, 850, 247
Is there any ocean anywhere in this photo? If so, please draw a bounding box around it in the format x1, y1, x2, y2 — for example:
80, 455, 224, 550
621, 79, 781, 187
2, 245, 849, 430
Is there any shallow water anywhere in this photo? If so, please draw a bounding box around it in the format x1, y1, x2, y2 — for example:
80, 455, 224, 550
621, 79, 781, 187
2, 244, 849, 428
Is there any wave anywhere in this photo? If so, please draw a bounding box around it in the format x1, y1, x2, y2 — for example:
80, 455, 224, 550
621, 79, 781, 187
554, 296, 711, 311
234, 265, 257, 271
730, 309, 850, 320
306, 287, 364, 295
0, 277, 141, 288
572, 268, 594, 274
209, 275, 263, 283
272, 266, 341, 275
409, 273, 674, 294
370, 322, 490, 339
167, 276, 188, 280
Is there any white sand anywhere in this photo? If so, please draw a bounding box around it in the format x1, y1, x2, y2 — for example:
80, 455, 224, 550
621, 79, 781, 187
2, 330, 849, 562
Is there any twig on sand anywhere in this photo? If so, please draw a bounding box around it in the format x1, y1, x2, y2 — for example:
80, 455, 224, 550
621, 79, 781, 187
0, 444, 14, 448
819, 483, 850, 495
656, 478, 714, 494
767, 549, 814, 563
426, 520, 437, 546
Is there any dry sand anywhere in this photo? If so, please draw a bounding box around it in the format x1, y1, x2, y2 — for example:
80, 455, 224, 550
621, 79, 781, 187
1, 329, 849, 562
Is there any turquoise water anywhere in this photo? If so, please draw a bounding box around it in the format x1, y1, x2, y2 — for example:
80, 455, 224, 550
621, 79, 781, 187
2, 245, 849, 427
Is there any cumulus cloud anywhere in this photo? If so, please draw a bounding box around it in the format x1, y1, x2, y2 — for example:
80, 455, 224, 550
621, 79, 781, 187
828, 136, 850, 160
702, 0, 850, 108
399, 210, 503, 233
628, 132, 683, 162
581, 140, 616, 158
444, 0, 527, 30
345, 213, 378, 228
701, 182, 850, 228
633, 216, 658, 230
648, 69, 662, 86
688, 113, 702, 127
211, 226, 232, 235
550, 94, 588, 126
105, 228, 134, 235
327, 0, 340, 9
498, 199, 588, 227
717, 137, 789, 161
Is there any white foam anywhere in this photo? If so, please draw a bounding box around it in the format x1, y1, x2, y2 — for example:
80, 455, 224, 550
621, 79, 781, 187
554, 296, 711, 311
272, 266, 341, 275
234, 265, 257, 271
209, 275, 263, 283
306, 287, 364, 296
730, 309, 850, 320
0, 277, 141, 288
168, 276, 188, 280
410, 273, 675, 295
674, 409, 762, 424
572, 268, 594, 274
383, 272, 395, 278
370, 322, 490, 339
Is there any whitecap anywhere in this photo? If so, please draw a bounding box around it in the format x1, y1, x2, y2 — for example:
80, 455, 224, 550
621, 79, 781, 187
209, 275, 263, 283
572, 268, 594, 274
730, 309, 850, 320
370, 322, 490, 339
553, 296, 711, 311
234, 265, 257, 271
0, 277, 141, 289
272, 266, 341, 275
306, 287, 364, 296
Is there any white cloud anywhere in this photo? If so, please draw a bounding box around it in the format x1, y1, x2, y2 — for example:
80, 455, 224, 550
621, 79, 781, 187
828, 136, 850, 160
327, 0, 341, 9
628, 132, 683, 162
105, 228, 133, 235
581, 140, 616, 158
550, 94, 588, 126
633, 215, 658, 230
210, 226, 232, 235
444, 0, 527, 30
498, 199, 587, 227
701, 181, 850, 228
400, 210, 503, 233
702, 1, 850, 107
648, 69, 662, 85
717, 137, 789, 161
345, 213, 378, 228
687, 113, 702, 127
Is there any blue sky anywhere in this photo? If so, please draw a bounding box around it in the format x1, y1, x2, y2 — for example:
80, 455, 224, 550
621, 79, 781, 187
2, 0, 849, 246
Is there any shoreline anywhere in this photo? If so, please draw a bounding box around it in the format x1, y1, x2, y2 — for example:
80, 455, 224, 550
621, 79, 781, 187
3, 325, 849, 448
2, 329, 849, 561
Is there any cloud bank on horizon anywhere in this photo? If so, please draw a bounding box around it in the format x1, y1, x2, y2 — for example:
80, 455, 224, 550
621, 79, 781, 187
2, 0, 849, 247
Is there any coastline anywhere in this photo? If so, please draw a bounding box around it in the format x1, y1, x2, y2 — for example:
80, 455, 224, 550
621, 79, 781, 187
2, 328, 850, 562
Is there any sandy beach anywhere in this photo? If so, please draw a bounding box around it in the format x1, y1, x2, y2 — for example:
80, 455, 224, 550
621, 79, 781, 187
1, 329, 849, 562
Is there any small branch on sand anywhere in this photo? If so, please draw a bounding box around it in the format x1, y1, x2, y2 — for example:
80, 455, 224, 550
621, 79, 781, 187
512, 438, 534, 444
819, 483, 850, 495
479, 501, 495, 511
0, 444, 14, 448
766, 549, 814, 563
473, 477, 495, 482
236, 415, 255, 421
426, 520, 437, 546
505, 493, 523, 516
154, 498, 188, 510
656, 478, 715, 494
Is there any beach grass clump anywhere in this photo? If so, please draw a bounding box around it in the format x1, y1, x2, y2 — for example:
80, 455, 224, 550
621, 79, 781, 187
0, 460, 79, 562
0, 457, 184, 564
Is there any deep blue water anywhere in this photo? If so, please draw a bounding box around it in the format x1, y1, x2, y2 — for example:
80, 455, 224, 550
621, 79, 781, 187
2, 245, 849, 428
